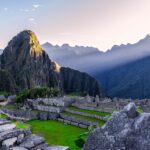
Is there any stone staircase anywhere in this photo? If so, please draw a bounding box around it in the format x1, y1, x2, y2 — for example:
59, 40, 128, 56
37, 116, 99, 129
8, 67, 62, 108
0, 119, 69, 150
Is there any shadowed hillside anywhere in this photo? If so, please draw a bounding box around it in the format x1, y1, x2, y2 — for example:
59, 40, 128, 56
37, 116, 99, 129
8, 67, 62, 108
0, 30, 101, 96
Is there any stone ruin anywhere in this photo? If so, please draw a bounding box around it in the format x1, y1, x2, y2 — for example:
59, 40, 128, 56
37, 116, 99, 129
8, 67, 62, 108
25, 97, 75, 113
0, 95, 7, 106
84, 103, 150, 150
0, 97, 75, 122
0, 95, 16, 106
0, 118, 69, 150
73, 95, 150, 113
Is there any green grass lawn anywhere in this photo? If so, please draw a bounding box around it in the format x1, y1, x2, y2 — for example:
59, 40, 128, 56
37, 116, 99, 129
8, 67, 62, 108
15, 121, 30, 130
137, 106, 144, 113
28, 120, 87, 150
63, 111, 105, 126
0, 113, 7, 119
69, 106, 111, 117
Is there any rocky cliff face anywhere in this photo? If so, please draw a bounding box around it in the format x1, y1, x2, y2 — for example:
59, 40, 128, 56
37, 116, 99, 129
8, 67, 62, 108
1, 30, 52, 90
0, 30, 101, 96
84, 103, 150, 150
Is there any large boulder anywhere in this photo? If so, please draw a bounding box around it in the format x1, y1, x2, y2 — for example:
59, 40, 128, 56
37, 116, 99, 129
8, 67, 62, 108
0, 95, 6, 102
7, 95, 16, 105
84, 103, 150, 150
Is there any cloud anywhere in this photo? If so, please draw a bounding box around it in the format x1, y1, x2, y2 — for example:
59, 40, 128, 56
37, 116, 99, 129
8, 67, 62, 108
28, 18, 37, 25
28, 18, 35, 21
33, 4, 41, 9
20, 9, 30, 12
4, 8, 8, 11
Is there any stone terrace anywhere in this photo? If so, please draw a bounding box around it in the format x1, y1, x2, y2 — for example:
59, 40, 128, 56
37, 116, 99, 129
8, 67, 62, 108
0, 118, 69, 150
26, 97, 75, 113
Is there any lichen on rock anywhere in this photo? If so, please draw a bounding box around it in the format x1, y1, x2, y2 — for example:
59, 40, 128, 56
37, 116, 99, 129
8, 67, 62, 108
84, 103, 150, 150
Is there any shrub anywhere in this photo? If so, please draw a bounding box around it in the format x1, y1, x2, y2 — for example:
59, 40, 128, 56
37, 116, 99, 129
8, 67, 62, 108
16, 87, 61, 103
16, 89, 30, 103
67, 92, 88, 98
0, 91, 10, 97
75, 138, 85, 148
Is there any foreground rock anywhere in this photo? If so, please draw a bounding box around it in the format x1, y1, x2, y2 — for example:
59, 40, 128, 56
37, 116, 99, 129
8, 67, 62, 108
84, 103, 150, 150
0, 119, 69, 150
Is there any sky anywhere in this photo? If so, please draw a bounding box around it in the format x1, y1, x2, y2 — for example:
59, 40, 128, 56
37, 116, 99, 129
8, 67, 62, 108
1, 0, 150, 51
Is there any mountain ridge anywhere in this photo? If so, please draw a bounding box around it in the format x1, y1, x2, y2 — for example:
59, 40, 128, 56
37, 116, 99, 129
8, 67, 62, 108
0, 30, 101, 96
43, 34, 150, 73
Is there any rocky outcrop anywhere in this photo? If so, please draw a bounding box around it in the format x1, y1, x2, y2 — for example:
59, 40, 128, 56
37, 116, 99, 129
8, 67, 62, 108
84, 103, 150, 150
1, 30, 53, 90
0, 30, 101, 96
0, 119, 69, 150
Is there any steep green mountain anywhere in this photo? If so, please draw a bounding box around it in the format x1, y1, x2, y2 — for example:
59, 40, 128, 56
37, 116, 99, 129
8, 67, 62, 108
0, 69, 16, 93
96, 56, 150, 99
0, 30, 101, 96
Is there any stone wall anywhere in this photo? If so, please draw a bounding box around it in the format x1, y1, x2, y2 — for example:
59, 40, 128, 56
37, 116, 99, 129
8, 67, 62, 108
0, 118, 69, 150
73, 97, 150, 113
36, 97, 75, 107
25, 97, 75, 113
60, 113, 99, 127
1, 108, 59, 121
57, 118, 88, 129
65, 108, 107, 121
72, 103, 113, 113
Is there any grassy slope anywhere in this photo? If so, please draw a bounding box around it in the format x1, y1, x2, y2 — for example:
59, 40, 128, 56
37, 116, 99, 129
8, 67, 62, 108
69, 106, 111, 116
28, 120, 87, 150
63, 111, 105, 126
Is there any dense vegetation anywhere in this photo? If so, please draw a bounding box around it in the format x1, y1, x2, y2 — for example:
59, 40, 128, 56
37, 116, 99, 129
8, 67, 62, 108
96, 56, 150, 99
16, 87, 61, 103
0, 69, 16, 93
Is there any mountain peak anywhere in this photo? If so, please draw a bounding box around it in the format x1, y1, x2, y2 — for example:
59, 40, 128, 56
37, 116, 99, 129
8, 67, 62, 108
19, 30, 43, 56
4, 30, 44, 57
145, 34, 150, 38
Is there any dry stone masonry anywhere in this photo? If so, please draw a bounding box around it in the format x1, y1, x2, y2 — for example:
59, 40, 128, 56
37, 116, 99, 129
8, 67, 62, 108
0, 119, 69, 150
73, 96, 150, 113
26, 97, 75, 113
84, 103, 150, 150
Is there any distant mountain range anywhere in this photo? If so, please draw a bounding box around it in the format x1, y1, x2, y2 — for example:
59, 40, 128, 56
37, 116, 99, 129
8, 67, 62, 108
43, 35, 150, 99
42, 35, 150, 74
96, 56, 150, 99
42, 43, 102, 71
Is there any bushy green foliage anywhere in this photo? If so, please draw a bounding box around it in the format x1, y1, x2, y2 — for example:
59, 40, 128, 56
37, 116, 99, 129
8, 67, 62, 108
0, 91, 10, 97
75, 125, 94, 148
16, 87, 60, 103
137, 106, 144, 113
16, 89, 30, 103
0, 69, 16, 93
67, 92, 88, 98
